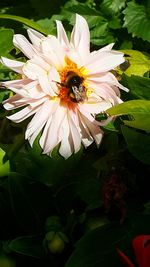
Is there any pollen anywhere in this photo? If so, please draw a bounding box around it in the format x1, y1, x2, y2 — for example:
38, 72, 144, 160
59, 56, 86, 84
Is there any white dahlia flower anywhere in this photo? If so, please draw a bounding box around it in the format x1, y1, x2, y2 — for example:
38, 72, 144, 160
1, 14, 128, 159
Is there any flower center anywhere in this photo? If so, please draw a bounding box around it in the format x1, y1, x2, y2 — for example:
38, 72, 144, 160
58, 57, 87, 104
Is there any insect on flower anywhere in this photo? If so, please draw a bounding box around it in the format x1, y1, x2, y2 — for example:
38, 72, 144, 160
0, 14, 128, 159
54, 71, 87, 103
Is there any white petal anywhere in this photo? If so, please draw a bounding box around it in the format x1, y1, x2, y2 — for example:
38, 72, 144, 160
70, 14, 90, 64
87, 72, 128, 93
29, 55, 50, 71
56, 20, 70, 49
3, 94, 28, 110
13, 34, 38, 59
23, 61, 46, 80
38, 74, 56, 96
85, 51, 125, 74
41, 36, 65, 68
68, 111, 81, 153
98, 43, 114, 52
83, 116, 103, 146
79, 101, 112, 115
1, 78, 31, 88
87, 80, 122, 105
23, 81, 46, 99
59, 115, 73, 159
78, 113, 94, 148
27, 28, 44, 48
1, 57, 24, 74
7, 105, 40, 123
25, 100, 52, 145
48, 67, 60, 94
43, 104, 66, 154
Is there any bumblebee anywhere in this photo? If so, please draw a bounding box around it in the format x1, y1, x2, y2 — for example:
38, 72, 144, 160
55, 72, 87, 103
65, 72, 86, 103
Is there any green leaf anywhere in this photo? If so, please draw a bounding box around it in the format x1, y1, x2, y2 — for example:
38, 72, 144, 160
0, 148, 10, 177
107, 100, 150, 132
65, 3, 101, 16
0, 14, 49, 35
101, 0, 126, 16
14, 135, 83, 185
65, 214, 150, 267
123, 2, 150, 42
7, 235, 44, 258
119, 50, 150, 77
121, 74, 150, 100
0, 29, 14, 56
8, 172, 42, 231
122, 125, 150, 164
76, 179, 102, 209
90, 23, 108, 38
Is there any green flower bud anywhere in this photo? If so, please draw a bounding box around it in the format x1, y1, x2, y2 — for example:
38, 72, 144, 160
45, 231, 68, 254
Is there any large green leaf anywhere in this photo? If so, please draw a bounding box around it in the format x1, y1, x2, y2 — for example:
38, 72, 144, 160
123, 2, 150, 42
0, 14, 48, 35
101, 0, 126, 15
0, 29, 14, 56
14, 136, 83, 186
107, 100, 150, 132
7, 235, 44, 258
121, 74, 150, 100
119, 50, 150, 77
8, 174, 51, 234
122, 125, 150, 165
65, 214, 150, 267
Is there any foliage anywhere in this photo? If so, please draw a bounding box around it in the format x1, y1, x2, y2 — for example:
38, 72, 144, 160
0, 0, 150, 266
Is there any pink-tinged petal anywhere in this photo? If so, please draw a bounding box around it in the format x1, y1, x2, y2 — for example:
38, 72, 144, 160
29, 55, 50, 71
1, 78, 31, 88
28, 122, 45, 147
98, 43, 114, 52
70, 14, 90, 64
59, 115, 73, 159
56, 20, 70, 50
3, 94, 28, 110
28, 96, 48, 108
38, 74, 56, 96
83, 115, 103, 146
88, 81, 122, 105
25, 100, 52, 146
13, 34, 38, 59
48, 67, 60, 94
87, 72, 129, 92
78, 113, 94, 148
1, 57, 24, 74
40, 101, 65, 154
132, 235, 150, 267
79, 101, 112, 115
68, 111, 81, 153
45, 105, 67, 154
3, 79, 45, 99
78, 104, 96, 123
23, 81, 45, 99
117, 249, 135, 267
27, 28, 44, 48
7, 105, 40, 123
85, 51, 124, 74
39, 116, 52, 153
66, 49, 83, 67
41, 36, 65, 68
23, 61, 46, 80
